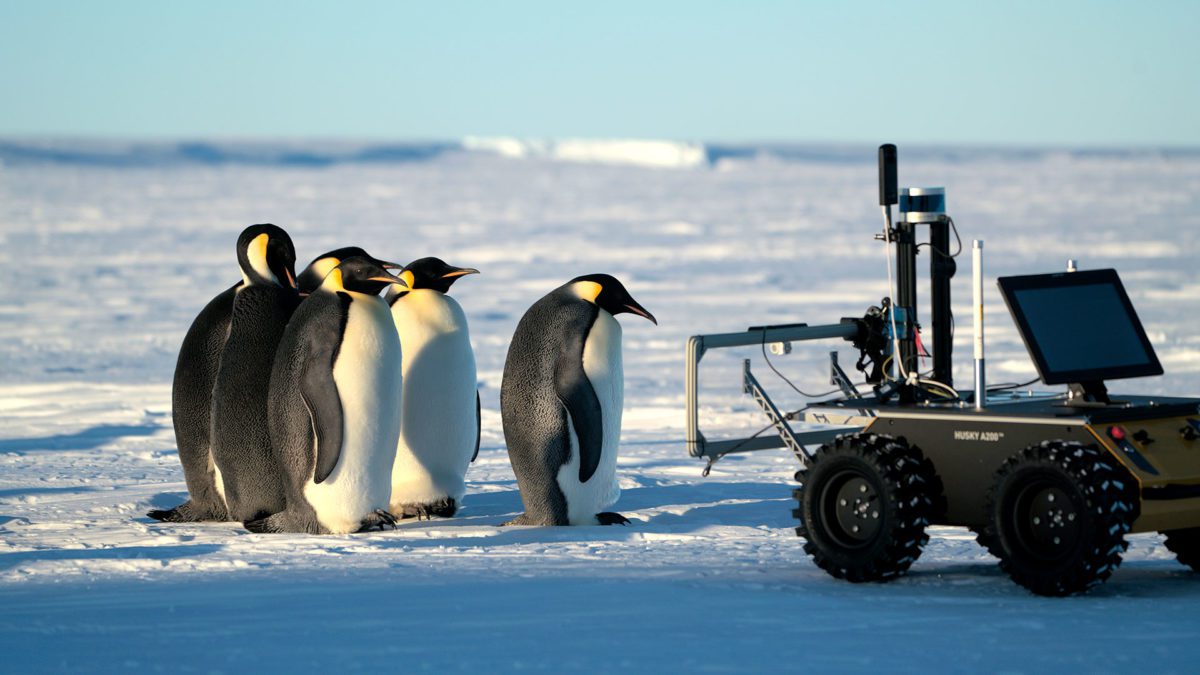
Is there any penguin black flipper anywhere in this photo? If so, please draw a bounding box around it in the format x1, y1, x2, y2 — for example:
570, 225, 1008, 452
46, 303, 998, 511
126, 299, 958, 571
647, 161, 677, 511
471, 391, 481, 463
554, 325, 604, 484
302, 368, 343, 484
303, 293, 352, 485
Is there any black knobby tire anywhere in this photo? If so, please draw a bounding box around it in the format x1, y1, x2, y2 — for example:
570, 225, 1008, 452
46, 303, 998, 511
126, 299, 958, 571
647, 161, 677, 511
970, 526, 997, 555
792, 433, 939, 582
981, 440, 1138, 596
1161, 528, 1200, 572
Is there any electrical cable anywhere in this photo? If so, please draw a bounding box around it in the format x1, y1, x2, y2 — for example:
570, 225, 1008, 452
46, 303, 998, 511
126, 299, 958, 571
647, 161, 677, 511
947, 216, 963, 258
881, 205, 914, 384
881, 206, 963, 401
915, 217, 961, 259
759, 331, 843, 399
718, 421, 776, 456
988, 377, 1040, 392
918, 378, 960, 399
706, 403, 812, 473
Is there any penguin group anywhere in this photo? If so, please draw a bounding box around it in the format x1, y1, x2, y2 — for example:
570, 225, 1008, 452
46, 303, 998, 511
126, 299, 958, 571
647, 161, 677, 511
150, 224, 656, 534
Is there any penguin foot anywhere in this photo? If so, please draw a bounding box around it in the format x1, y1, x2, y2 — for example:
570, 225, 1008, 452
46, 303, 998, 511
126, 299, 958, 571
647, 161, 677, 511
501, 513, 533, 527
394, 498, 458, 521
146, 508, 184, 523
245, 511, 326, 534
595, 512, 630, 526
427, 497, 457, 518
357, 509, 398, 533
394, 503, 432, 521
243, 514, 283, 533
501, 512, 564, 526
147, 500, 228, 523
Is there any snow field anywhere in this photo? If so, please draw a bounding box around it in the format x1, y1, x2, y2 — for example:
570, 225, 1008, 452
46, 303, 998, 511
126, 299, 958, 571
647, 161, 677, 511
2, 146, 1200, 671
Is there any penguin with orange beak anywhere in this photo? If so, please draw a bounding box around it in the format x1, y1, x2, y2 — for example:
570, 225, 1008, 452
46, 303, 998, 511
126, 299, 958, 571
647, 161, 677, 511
152, 224, 299, 524
205, 224, 304, 523
386, 257, 481, 520
501, 274, 656, 526
248, 257, 407, 534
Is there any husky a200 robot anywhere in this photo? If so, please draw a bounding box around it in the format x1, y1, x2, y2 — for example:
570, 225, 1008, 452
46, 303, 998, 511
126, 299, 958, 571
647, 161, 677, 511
685, 145, 1200, 596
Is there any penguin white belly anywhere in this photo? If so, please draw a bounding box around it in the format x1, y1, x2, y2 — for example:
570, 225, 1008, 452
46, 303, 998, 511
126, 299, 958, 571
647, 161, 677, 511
210, 453, 228, 509
557, 309, 623, 525
304, 297, 402, 534
390, 291, 478, 506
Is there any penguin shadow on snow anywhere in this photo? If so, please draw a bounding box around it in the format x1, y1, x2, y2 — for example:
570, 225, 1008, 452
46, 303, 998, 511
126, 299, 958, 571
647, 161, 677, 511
0, 423, 163, 453
0, 485, 107, 500
145, 491, 191, 512
359, 478, 795, 550
0, 544, 224, 571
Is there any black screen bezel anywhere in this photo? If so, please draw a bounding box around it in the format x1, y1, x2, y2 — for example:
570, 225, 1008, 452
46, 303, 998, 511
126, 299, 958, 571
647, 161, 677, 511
996, 268, 1163, 385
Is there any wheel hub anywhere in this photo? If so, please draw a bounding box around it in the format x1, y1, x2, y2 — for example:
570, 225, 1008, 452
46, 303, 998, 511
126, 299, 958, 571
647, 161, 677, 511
823, 474, 882, 548
1014, 483, 1081, 559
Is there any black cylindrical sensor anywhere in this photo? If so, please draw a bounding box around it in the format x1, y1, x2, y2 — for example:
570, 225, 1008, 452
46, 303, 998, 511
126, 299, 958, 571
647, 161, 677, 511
878, 144, 898, 206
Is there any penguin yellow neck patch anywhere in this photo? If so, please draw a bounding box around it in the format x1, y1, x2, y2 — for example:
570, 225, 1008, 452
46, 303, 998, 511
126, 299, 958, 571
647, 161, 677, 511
572, 281, 603, 303
322, 268, 345, 292
313, 258, 339, 284
247, 233, 278, 285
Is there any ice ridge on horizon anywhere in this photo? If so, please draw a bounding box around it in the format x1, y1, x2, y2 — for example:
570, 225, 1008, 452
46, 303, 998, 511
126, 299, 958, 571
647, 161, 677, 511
0, 138, 1193, 169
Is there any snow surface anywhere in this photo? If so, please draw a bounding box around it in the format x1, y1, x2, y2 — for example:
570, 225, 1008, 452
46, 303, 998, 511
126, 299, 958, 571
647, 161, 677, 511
2, 142, 1200, 672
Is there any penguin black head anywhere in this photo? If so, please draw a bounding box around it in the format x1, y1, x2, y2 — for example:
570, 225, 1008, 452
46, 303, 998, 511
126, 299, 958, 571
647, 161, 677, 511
236, 224, 298, 289
386, 257, 480, 303
320, 256, 407, 296
297, 247, 404, 295
569, 273, 657, 325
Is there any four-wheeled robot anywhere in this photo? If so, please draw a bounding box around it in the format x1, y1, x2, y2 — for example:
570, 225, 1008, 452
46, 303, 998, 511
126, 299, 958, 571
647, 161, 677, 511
685, 145, 1200, 595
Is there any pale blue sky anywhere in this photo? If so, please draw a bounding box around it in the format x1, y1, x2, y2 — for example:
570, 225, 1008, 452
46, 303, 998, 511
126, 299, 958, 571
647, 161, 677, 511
1, 1, 1197, 145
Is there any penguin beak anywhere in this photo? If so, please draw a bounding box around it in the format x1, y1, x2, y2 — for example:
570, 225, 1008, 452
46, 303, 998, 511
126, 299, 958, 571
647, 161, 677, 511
283, 266, 297, 290
369, 274, 407, 288
442, 267, 480, 279
623, 301, 657, 325
378, 260, 405, 270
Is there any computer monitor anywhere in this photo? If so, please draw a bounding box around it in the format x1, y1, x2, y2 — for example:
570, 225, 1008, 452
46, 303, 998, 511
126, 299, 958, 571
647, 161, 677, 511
997, 268, 1163, 387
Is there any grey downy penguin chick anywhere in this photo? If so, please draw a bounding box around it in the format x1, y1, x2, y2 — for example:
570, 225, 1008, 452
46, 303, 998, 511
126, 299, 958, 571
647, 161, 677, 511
385, 257, 480, 520
209, 224, 303, 522
150, 224, 298, 523
500, 274, 656, 526
247, 257, 406, 534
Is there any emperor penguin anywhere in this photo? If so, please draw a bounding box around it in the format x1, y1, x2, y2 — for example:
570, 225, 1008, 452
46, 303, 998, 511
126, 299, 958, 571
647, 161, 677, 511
149, 224, 298, 523
500, 274, 656, 526
385, 257, 481, 519
247, 257, 406, 534
209, 224, 303, 522
297, 246, 402, 296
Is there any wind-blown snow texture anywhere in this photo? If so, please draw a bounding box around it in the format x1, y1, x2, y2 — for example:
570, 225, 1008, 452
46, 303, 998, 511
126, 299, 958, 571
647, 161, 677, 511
2, 141, 1199, 672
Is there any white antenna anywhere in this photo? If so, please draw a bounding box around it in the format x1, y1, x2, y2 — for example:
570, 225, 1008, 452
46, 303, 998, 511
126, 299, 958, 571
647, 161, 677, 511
973, 240, 986, 410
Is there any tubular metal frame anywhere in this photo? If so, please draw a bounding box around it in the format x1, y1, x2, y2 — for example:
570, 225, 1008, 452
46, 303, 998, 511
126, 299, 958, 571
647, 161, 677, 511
684, 322, 865, 461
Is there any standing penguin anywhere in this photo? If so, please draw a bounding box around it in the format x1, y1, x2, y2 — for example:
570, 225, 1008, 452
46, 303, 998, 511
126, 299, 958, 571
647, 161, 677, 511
501, 274, 656, 526
247, 257, 406, 534
386, 257, 480, 519
149, 225, 298, 523
296, 246, 402, 296
209, 224, 303, 522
